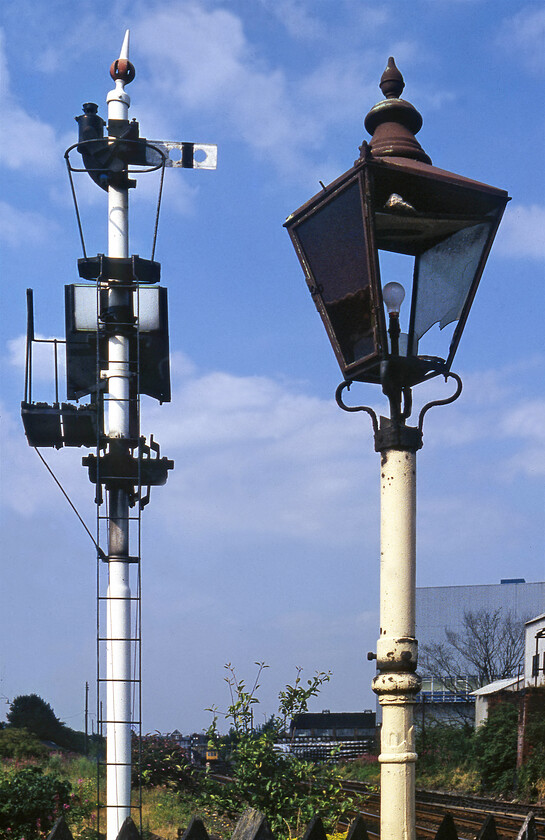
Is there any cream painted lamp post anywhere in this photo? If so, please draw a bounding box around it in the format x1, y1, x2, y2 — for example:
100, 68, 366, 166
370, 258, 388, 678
284, 58, 509, 840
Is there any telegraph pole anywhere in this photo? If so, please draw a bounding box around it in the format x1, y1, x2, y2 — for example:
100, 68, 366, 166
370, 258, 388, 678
84, 681, 89, 756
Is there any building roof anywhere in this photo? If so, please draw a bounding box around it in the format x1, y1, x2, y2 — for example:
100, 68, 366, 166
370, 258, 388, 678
471, 677, 520, 697
525, 613, 545, 627
292, 712, 375, 728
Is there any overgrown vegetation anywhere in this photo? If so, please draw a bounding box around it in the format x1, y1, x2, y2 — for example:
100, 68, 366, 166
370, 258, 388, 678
203, 663, 355, 839
0, 764, 95, 840
132, 733, 198, 792
1, 683, 544, 838
4, 694, 102, 756
518, 713, 545, 802
409, 701, 545, 801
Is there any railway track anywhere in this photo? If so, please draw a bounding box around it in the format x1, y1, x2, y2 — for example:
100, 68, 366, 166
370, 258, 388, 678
339, 779, 544, 839
209, 774, 543, 839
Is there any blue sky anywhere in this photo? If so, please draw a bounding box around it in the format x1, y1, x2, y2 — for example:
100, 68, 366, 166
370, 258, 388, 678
1, 0, 544, 736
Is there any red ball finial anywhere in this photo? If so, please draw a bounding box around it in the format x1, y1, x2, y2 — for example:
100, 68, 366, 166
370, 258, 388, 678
110, 58, 135, 84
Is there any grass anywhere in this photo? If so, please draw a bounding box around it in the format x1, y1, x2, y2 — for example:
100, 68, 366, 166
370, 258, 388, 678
140, 788, 234, 840
336, 758, 380, 786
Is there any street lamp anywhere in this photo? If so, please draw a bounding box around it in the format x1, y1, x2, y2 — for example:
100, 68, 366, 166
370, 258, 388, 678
284, 58, 509, 840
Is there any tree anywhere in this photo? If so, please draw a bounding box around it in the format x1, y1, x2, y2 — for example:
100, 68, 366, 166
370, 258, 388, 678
420, 608, 525, 688
7, 695, 65, 743
6, 694, 88, 752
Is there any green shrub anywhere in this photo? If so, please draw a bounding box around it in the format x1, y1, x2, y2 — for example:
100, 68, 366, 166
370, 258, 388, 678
417, 723, 473, 770
472, 702, 518, 793
132, 734, 198, 792
517, 713, 545, 799
0, 728, 49, 761
0, 766, 71, 839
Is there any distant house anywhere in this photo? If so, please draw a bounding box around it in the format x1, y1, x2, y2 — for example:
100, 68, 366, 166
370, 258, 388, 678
524, 613, 545, 688
471, 613, 545, 729
285, 711, 376, 761
290, 711, 375, 739
472, 677, 521, 728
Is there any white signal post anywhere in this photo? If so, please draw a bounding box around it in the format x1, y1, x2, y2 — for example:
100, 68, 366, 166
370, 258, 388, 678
105, 29, 133, 839
20, 26, 216, 840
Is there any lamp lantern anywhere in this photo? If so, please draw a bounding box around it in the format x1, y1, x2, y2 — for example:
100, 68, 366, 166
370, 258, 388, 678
284, 57, 509, 399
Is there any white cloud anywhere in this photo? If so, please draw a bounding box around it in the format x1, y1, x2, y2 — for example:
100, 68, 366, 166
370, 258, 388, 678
132, 4, 320, 178
494, 204, 545, 260
0, 201, 61, 248
7, 332, 65, 386
257, 0, 329, 40
131, 3, 415, 183
500, 398, 545, 444
497, 6, 545, 72
141, 367, 376, 546
0, 29, 65, 174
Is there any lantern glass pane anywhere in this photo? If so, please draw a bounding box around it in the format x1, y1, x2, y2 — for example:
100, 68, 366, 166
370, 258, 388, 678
412, 221, 491, 347
73, 285, 99, 331
134, 288, 161, 331
295, 181, 376, 364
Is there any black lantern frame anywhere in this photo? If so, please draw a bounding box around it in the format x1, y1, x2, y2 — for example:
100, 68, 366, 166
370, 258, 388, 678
285, 147, 509, 389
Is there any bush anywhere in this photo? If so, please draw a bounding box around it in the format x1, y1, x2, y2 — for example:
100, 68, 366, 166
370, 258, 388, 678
0, 766, 71, 839
472, 702, 519, 793
518, 713, 545, 800
132, 734, 198, 792
0, 728, 49, 761
417, 723, 473, 769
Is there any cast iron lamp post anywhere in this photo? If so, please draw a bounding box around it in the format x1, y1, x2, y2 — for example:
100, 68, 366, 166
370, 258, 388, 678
284, 58, 509, 840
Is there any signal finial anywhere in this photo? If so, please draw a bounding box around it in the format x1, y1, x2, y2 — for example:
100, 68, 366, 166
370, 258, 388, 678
110, 30, 135, 85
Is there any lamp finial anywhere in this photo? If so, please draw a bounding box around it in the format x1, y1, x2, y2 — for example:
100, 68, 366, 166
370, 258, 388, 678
380, 57, 405, 99
363, 57, 431, 164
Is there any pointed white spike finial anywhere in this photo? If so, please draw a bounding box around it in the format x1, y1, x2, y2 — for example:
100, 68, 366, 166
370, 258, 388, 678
120, 29, 130, 61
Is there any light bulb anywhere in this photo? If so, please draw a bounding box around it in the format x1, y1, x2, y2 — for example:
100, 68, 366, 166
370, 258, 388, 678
383, 282, 405, 314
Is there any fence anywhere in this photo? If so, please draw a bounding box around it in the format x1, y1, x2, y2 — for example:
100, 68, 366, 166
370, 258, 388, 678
45, 805, 539, 840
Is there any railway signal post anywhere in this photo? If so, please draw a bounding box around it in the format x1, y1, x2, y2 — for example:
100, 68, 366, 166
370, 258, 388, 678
21, 31, 216, 839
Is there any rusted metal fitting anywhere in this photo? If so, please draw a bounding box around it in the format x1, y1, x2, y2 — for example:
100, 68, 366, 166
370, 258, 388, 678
110, 58, 136, 84
374, 416, 422, 453
376, 637, 418, 672
372, 671, 422, 698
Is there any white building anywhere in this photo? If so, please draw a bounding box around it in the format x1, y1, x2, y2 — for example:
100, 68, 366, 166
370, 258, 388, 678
471, 613, 545, 728
416, 580, 545, 664
414, 579, 545, 724
523, 613, 545, 688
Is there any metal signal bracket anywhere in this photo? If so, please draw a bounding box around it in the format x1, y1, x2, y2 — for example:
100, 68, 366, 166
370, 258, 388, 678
147, 141, 217, 170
